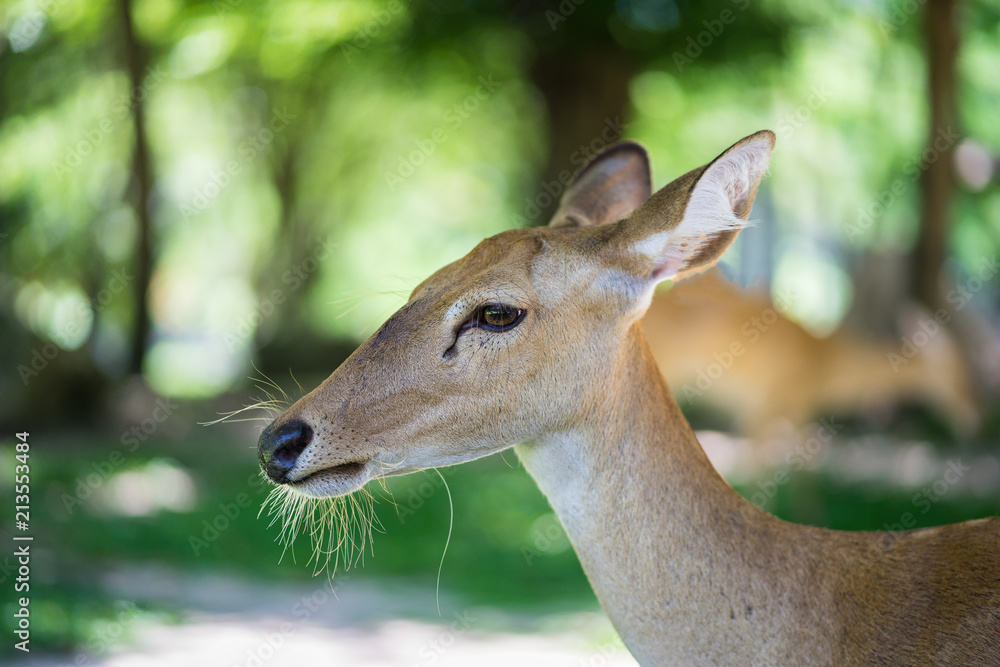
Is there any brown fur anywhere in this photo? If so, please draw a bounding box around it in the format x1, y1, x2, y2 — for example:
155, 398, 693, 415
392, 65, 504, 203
260, 131, 1000, 664
642, 269, 980, 438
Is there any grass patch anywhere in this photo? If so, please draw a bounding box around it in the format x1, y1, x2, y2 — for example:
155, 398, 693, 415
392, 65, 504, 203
3, 427, 998, 656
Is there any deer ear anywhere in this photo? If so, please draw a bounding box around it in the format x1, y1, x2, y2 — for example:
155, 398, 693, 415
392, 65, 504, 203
548, 142, 652, 228
613, 130, 774, 283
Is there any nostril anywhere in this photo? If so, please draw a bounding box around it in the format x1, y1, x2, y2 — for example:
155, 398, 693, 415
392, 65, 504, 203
258, 420, 313, 483
274, 422, 312, 466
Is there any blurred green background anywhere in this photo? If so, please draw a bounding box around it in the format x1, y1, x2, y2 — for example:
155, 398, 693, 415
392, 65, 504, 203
1, 0, 1000, 663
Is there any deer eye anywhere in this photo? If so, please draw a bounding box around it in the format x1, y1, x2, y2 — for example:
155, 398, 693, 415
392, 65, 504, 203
472, 304, 524, 332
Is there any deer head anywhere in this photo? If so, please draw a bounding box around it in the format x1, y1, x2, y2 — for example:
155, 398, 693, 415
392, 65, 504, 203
253, 131, 1000, 667
257, 130, 774, 499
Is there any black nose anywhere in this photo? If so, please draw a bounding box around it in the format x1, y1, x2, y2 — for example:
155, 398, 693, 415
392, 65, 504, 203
258, 420, 313, 484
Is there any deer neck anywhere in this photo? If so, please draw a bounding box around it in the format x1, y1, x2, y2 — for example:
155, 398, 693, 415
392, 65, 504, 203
514, 322, 821, 663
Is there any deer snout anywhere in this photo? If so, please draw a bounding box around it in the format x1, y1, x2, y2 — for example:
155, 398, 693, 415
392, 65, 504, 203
258, 419, 313, 484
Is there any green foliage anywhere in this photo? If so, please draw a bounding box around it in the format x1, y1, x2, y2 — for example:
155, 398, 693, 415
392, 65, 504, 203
4, 0, 999, 399
4, 428, 998, 655
3, 0, 1000, 657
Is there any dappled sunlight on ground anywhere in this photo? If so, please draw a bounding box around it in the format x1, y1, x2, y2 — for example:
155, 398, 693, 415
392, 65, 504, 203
15, 567, 636, 667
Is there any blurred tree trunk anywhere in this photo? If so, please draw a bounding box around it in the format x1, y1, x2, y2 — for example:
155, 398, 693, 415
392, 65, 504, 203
912, 0, 959, 311
911, 0, 1000, 396
119, 0, 154, 375
529, 52, 636, 225
253, 76, 324, 350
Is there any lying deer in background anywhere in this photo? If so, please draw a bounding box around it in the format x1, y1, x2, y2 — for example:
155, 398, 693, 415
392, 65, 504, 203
643, 269, 980, 439
258, 131, 999, 665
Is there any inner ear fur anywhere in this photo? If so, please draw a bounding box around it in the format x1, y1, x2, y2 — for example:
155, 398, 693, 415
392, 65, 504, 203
613, 130, 775, 282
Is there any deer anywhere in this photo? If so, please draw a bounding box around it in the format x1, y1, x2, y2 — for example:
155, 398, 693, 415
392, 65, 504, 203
642, 268, 980, 440
257, 130, 1000, 665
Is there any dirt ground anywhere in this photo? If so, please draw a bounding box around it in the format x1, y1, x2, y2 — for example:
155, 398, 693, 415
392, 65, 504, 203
15, 565, 638, 667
